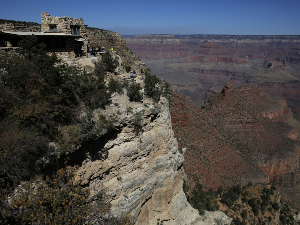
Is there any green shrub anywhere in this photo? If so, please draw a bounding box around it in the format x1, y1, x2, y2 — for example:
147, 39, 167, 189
217, 186, 223, 196
0, 125, 47, 184
0, 36, 111, 188
101, 51, 118, 73
133, 115, 143, 133
190, 182, 219, 215
221, 188, 239, 208
241, 209, 247, 219
124, 64, 131, 73
127, 83, 143, 102
1, 166, 132, 224
58, 126, 81, 153
272, 202, 280, 211
144, 70, 172, 102
108, 77, 123, 95
279, 204, 295, 225
144, 73, 161, 102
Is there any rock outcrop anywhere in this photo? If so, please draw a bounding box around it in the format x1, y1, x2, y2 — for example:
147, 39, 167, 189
72, 78, 231, 224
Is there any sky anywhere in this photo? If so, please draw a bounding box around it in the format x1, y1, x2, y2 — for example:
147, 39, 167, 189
1, 0, 300, 35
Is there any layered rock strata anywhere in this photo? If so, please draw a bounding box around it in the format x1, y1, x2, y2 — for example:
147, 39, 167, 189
74, 91, 231, 224
124, 34, 300, 117
170, 83, 300, 208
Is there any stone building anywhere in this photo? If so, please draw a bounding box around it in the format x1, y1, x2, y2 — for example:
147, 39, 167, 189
0, 12, 88, 58
41, 12, 86, 37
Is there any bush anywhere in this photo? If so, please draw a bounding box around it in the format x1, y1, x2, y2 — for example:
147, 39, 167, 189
1, 166, 132, 224
127, 83, 143, 102
108, 77, 123, 95
132, 115, 143, 133
241, 209, 247, 219
144, 73, 161, 102
0, 35, 111, 188
124, 64, 131, 73
272, 202, 280, 211
221, 188, 239, 208
279, 204, 295, 225
0, 125, 47, 184
190, 182, 219, 215
217, 186, 223, 196
101, 51, 118, 73
144, 69, 172, 102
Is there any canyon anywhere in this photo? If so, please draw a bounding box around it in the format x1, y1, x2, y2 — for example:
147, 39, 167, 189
2, 16, 300, 223
125, 35, 300, 211
169, 83, 300, 210
125, 34, 300, 119
0, 18, 234, 224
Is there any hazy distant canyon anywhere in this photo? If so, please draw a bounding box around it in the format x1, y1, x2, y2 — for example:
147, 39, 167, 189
124, 34, 300, 118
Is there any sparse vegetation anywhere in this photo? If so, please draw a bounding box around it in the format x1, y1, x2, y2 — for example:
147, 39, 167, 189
0, 166, 132, 224
215, 184, 295, 225
189, 181, 219, 215
144, 69, 172, 102
127, 83, 143, 102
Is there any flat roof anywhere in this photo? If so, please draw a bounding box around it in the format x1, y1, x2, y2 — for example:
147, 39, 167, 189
1, 31, 81, 37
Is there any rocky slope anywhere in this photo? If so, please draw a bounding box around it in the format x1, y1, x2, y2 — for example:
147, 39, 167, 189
124, 34, 300, 118
86, 27, 139, 65
0, 19, 40, 32
169, 83, 300, 210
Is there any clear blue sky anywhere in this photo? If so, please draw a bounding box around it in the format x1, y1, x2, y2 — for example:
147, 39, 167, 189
1, 0, 299, 35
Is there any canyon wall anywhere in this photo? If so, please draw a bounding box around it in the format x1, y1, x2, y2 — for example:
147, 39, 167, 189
170, 83, 300, 209
124, 34, 300, 117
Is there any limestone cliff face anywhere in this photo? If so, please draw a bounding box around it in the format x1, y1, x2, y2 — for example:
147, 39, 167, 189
74, 92, 231, 224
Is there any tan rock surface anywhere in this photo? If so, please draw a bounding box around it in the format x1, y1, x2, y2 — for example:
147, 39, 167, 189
74, 91, 231, 224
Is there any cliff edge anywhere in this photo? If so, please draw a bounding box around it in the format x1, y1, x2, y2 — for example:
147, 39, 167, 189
73, 83, 231, 224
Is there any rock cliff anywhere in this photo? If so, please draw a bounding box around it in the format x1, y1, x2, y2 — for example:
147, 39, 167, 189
73, 87, 231, 224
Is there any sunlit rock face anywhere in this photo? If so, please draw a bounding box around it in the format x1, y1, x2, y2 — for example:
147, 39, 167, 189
74, 92, 231, 224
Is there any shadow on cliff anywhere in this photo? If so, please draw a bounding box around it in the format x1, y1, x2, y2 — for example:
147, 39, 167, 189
42, 128, 122, 176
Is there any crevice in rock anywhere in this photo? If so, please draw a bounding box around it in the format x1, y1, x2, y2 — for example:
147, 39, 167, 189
150, 113, 158, 123
81, 167, 113, 189
177, 163, 183, 171
139, 195, 152, 211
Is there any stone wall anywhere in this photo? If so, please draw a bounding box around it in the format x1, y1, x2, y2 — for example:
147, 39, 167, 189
41, 12, 86, 36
